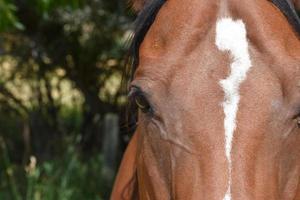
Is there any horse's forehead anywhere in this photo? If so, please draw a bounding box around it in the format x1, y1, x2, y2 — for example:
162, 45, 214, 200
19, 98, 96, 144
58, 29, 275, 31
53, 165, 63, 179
137, 0, 300, 84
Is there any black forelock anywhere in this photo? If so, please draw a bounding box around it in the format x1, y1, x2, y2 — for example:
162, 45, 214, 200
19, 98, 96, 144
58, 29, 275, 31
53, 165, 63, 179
271, 0, 300, 35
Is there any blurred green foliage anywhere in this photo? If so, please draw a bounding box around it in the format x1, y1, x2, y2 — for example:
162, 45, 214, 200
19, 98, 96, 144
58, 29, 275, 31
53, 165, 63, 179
0, 0, 23, 31
0, 0, 134, 199
1, 137, 109, 200
0, 0, 84, 31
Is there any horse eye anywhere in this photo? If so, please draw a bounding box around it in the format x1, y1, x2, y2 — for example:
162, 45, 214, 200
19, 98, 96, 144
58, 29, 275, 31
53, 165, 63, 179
134, 94, 152, 114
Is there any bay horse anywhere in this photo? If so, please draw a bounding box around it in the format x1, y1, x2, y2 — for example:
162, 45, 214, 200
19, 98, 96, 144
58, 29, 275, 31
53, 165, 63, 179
112, 0, 300, 199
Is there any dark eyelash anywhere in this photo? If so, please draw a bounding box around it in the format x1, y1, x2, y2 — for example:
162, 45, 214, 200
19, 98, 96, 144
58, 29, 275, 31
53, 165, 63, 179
128, 86, 143, 101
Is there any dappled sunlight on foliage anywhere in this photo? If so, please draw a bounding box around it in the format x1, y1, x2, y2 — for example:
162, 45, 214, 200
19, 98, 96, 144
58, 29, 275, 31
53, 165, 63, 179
0, 0, 134, 198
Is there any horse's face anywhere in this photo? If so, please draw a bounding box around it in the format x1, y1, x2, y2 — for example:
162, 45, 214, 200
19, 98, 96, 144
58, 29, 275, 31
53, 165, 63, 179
129, 0, 300, 199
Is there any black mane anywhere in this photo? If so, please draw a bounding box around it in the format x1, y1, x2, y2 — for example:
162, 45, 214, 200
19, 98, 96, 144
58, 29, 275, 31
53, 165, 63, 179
271, 0, 300, 35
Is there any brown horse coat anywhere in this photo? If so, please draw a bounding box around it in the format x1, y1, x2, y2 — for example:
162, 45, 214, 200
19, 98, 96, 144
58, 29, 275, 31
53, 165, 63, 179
112, 0, 300, 199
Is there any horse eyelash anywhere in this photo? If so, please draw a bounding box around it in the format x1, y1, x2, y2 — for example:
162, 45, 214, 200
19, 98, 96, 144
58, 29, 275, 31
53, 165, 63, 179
128, 86, 143, 100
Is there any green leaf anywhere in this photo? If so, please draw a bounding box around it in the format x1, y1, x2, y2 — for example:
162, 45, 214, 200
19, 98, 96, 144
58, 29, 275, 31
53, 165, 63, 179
0, 1, 22, 31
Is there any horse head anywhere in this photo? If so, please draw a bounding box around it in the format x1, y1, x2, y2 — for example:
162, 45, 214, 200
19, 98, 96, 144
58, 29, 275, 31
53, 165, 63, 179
113, 0, 300, 199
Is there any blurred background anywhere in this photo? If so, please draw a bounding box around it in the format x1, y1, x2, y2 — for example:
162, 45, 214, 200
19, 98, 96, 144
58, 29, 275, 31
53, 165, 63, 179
0, 0, 134, 199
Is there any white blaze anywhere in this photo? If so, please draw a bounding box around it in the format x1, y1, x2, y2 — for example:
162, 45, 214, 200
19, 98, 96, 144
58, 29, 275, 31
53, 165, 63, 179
215, 18, 252, 200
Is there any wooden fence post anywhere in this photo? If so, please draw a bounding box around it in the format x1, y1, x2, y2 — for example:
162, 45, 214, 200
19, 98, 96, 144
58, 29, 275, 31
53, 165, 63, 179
101, 113, 119, 183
